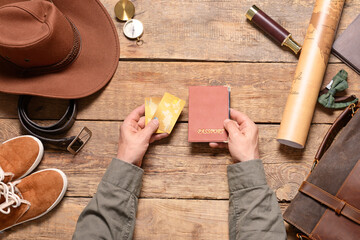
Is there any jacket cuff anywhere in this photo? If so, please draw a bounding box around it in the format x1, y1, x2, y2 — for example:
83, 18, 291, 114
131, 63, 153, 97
227, 159, 267, 192
102, 158, 144, 197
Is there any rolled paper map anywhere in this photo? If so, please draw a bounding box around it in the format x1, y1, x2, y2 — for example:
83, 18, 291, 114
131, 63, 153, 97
277, 0, 345, 149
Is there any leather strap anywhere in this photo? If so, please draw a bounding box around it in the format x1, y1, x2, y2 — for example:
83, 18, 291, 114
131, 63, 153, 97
313, 103, 360, 168
299, 181, 360, 225
18, 95, 91, 154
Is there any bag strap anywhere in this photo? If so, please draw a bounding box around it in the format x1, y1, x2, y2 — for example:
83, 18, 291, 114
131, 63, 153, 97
299, 181, 360, 224
311, 102, 360, 171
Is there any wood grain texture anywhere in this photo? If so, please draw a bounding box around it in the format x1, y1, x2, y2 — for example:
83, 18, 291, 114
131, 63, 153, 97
1, 1, 356, 239
1, 62, 359, 123
1, 197, 298, 240
0, 119, 328, 201
99, 0, 360, 62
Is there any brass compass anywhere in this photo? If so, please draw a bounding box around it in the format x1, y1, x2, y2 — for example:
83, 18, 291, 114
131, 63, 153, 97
114, 0, 134, 21
114, 0, 144, 45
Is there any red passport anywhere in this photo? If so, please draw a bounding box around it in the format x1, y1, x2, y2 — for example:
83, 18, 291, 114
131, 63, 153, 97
188, 86, 230, 142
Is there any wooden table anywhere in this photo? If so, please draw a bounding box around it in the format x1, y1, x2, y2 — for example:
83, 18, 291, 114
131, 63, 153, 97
1, 0, 360, 239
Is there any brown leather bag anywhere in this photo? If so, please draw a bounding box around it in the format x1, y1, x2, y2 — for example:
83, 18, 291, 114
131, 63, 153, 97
283, 103, 360, 240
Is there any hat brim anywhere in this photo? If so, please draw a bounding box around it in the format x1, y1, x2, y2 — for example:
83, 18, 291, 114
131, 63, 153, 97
0, 0, 120, 99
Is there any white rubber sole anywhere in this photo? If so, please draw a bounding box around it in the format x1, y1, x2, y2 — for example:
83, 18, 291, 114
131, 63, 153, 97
2, 135, 44, 180
0, 168, 68, 232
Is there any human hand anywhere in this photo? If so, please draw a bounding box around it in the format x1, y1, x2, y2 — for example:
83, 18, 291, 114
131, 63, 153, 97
209, 109, 259, 163
117, 105, 169, 167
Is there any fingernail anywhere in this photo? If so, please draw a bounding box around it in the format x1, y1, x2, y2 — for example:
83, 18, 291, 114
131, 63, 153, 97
224, 119, 231, 124
153, 118, 159, 124
154, 117, 158, 120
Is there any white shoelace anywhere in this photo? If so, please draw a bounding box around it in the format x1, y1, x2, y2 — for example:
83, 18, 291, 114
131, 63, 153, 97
0, 180, 30, 214
0, 166, 14, 183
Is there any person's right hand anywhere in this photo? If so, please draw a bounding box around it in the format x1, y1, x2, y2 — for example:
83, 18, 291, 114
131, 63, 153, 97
117, 105, 168, 167
209, 109, 259, 163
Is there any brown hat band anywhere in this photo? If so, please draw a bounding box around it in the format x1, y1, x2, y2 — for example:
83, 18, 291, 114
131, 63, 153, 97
1, 18, 81, 75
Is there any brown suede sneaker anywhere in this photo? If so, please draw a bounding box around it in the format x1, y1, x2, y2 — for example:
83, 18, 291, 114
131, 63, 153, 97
0, 169, 67, 231
0, 136, 44, 183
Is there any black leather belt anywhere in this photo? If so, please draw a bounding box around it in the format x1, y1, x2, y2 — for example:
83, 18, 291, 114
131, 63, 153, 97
18, 95, 92, 154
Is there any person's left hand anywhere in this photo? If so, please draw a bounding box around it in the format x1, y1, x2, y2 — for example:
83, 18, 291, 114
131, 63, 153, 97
117, 105, 169, 167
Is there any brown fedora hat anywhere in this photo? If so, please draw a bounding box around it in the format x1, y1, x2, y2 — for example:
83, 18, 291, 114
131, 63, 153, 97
0, 0, 119, 99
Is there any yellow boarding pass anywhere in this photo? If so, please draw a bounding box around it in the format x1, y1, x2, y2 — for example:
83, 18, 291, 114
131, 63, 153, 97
152, 92, 186, 134
145, 97, 164, 133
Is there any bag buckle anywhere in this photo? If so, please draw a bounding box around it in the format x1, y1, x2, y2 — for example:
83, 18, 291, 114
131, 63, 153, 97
297, 233, 311, 240
67, 127, 92, 155
311, 158, 319, 172
350, 103, 356, 116
349, 102, 360, 117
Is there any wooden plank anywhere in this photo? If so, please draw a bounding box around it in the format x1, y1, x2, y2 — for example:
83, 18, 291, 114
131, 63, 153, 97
1, 62, 359, 123
99, 0, 360, 62
0, 119, 328, 201
1, 197, 84, 240
134, 198, 229, 240
1, 197, 298, 240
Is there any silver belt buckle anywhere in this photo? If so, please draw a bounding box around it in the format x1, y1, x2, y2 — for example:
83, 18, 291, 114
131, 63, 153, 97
67, 127, 92, 155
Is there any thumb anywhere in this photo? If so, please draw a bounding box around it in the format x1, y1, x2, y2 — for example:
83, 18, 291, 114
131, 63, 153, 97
224, 119, 240, 138
143, 118, 159, 139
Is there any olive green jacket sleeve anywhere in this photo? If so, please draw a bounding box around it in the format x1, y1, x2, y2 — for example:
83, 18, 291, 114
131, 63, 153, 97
72, 158, 143, 240
227, 159, 287, 240
73, 158, 286, 240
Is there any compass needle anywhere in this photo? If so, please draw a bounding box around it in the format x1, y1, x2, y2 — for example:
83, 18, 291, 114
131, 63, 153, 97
123, 19, 143, 40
